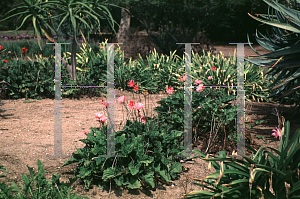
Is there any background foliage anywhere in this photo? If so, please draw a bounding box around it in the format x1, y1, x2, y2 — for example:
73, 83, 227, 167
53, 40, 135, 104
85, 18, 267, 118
0, 0, 272, 49
0, 0, 28, 31
101, 0, 269, 41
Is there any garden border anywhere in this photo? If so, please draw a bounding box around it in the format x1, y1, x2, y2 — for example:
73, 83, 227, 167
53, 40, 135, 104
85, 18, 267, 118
49, 41, 251, 159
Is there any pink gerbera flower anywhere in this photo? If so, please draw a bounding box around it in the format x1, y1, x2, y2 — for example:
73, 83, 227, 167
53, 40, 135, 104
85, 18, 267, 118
128, 80, 135, 87
127, 100, 135, 109
196, 84, 205, 92
81, 129, 91, 135
100, 101, 109, 107
195, 80, 202, 84
166, 87, 174, 94
134, 83, 139, 92
141, 117, 146, 124
99, 116, 107, 124
95, 112, 104, 121
99, 99, 112, 107
180, 75, 187, 82
118, 96, 126, 103
134, 102, 144, 110
272, 127, 282, 140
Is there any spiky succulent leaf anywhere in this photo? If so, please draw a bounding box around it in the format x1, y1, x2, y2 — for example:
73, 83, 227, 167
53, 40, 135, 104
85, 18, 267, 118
246, 0, 300, 110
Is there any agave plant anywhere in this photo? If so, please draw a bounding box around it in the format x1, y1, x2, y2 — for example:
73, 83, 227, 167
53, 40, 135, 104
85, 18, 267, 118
245, 0, 300, 111
185, 120, 300, 199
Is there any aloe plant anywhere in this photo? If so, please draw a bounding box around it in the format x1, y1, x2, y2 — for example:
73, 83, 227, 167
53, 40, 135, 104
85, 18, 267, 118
245, 0, 300, 110
185, 120, 300, 199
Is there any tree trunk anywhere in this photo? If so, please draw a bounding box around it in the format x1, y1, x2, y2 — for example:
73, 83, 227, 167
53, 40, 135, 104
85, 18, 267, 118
71, 34, 77, 82
117, 6, 131, 55
44, 12, 74, 80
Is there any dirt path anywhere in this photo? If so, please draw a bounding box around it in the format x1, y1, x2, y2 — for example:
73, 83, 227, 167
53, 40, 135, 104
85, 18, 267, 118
1, 88, 300, 198
212, 43, 271, 58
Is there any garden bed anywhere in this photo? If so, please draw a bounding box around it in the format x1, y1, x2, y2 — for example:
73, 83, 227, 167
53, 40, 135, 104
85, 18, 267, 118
1, 89, 300, 198
1, 29, 300, 198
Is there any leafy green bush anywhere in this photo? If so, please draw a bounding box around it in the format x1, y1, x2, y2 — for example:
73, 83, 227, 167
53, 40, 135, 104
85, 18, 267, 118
0, 165, 15, 199
0, 59, 54, 99
154, 87, 237, 153
0, 41, 105, 100
1, 35, 273, 102
62, 40, 186, 95
185, 121, 300, 199
0, 160, 89, 199
185, 50, 273, 102
0, 39, 56, 59
0, 56, 77, 99
62, 119, 184, 190
123, 49, 185, 94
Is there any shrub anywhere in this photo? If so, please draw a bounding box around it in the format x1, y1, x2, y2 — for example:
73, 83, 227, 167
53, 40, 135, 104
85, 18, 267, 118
0, 160, 89, 199
62, 119, 184, 190
154, 87, 237, 153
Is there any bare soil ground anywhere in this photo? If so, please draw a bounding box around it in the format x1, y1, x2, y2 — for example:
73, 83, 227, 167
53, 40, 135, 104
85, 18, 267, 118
1, 88, 300, 199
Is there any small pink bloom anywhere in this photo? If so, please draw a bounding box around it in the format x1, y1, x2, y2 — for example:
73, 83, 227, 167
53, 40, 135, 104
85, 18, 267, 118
99, 99, 112, 107
166, 87, 174, 94
208, 76, 212, 80
127, 100, 135, 109
196, 84, 205, 92
211, 66, 217, 71
100, 101, 108, 107
195, 80, 202, 84
95, 112, 104, 121
128, 80, 135, 87
272, 127, 282, 140
134, 102, 144, 110
99, 116, 107, 124
95, 112, 107, 124
134, 83, 139, 92
81, 129, 91, 135
141, 117, 146, 124
180, 75, 187, 82
118, 96, 126, 103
